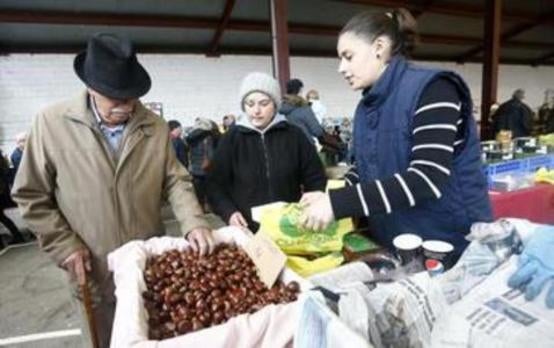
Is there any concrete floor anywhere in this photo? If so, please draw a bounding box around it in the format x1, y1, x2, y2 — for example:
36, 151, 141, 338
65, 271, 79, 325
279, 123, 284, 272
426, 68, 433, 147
0, 207, 225, 347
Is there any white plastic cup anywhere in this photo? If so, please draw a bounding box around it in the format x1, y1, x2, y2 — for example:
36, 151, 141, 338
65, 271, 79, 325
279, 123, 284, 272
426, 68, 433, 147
422, 240, 454, 268
393, 234, 423, 266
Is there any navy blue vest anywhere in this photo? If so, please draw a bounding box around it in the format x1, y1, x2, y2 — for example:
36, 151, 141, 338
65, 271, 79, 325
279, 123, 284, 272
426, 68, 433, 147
352, 56, 492, 259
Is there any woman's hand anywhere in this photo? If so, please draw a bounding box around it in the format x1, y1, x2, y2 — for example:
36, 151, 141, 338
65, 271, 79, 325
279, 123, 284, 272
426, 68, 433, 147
229, 211, 249, 228
299, 191, 335, 231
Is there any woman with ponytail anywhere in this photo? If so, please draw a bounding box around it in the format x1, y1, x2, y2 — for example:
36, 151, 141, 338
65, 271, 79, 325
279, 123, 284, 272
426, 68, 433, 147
299, 8, 492, 262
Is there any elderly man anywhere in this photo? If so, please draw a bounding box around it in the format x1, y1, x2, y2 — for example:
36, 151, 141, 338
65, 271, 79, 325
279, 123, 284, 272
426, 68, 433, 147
12, 33, 215, 347
493, 89, 534, 138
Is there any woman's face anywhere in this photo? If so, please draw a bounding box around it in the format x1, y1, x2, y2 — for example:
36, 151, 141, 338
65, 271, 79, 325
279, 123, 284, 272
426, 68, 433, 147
243, 92, 276, 130
337, 32, 390, 91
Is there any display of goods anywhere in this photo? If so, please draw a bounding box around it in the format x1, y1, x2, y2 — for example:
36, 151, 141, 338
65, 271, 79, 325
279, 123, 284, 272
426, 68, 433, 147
142, 244, 301, 340
496, 130, 513, 150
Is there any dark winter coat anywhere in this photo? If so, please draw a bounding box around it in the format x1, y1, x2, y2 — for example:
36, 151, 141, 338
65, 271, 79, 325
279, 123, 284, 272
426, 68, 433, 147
171, 138, 189, 169
206, 114, 327, 231
493, 98, 533, 138
186, 129, 215, 177
280, 95, 324, 144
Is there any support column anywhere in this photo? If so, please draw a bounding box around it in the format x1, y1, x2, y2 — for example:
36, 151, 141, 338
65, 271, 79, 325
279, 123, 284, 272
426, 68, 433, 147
480, 0, 502, 140
269, 0, 290, 92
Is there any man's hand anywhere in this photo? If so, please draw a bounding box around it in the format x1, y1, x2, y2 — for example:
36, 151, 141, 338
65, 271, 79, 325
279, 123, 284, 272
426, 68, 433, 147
228, 211, 249, 228
299, 191, 335, 231
61, 248, 92, 286
186, 227, 215, 256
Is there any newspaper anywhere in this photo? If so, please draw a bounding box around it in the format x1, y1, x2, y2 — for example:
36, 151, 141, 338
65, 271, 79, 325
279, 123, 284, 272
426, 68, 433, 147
431, 257, 554, 348
437, 241, 504, 304
300, 219, 549, 348
361, 272, 448, 348
309, 262, 374, 291
295, 291, 373, 348
437, 219, 532, 304
313, 269, 446, 348
309, 262, 449, 348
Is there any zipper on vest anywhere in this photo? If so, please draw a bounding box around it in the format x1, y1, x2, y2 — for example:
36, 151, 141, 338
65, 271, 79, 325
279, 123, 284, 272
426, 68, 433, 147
260, 134, 273, 199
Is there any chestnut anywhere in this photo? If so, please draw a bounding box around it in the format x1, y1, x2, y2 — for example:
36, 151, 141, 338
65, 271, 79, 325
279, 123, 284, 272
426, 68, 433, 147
142, 244, 301, 340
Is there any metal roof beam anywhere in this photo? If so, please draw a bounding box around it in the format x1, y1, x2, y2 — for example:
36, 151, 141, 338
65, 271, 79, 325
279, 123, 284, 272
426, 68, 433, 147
1, 42, 552, 66
0, 9, 220, 28
0, 10, 551, 53
206, 0, 236, 56
336, 0, 554, 24
456, 9, 554, 62
532, 50, 554, 66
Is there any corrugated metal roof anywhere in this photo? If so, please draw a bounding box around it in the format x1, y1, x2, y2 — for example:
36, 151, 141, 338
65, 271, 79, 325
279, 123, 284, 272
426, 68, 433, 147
0, 0, 553, 65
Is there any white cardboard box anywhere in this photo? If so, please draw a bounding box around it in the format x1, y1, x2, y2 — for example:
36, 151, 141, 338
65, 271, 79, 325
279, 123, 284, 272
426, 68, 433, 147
107, 227, 311, 348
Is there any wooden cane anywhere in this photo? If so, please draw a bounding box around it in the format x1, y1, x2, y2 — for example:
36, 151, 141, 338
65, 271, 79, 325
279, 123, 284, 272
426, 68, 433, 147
80, 272, 100, 348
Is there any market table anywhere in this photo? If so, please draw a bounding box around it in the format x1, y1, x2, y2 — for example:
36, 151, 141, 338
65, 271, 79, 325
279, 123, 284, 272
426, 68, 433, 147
489, 183, 554, 224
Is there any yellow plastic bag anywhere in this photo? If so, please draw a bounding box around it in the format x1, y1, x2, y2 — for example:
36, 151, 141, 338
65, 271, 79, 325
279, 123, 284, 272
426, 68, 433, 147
535, 167, 554, 185
286, 252, 344, 277
258, 202, 353, 255
252, 180, 353, 277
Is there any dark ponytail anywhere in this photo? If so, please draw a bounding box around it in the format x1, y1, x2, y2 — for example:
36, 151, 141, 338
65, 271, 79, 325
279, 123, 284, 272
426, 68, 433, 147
340, 8, 419, 57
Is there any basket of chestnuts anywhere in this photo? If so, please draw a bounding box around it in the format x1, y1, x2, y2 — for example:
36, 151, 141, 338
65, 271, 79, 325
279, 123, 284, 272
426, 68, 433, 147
108, 226, 309, 348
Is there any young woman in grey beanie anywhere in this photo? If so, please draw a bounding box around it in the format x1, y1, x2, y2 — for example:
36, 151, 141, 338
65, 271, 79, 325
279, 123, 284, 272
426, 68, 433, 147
206, 72, 327, 232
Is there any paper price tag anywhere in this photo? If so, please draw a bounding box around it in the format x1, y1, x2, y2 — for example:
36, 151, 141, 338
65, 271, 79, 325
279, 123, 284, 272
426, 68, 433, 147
244, 233, 287, 288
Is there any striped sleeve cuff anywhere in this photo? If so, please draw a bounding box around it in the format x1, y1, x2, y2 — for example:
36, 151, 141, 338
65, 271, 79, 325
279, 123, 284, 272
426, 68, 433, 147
344, 167, 359, 186
329, 185, 366, 219
329, 182, 386, 219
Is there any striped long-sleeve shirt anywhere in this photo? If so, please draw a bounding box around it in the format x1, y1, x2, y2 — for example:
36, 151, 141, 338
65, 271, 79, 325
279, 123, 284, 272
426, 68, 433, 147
329, 77, 466, 219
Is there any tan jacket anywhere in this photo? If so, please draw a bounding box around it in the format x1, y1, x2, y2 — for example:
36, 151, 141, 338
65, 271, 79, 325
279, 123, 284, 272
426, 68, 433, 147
12, 91, 208, 286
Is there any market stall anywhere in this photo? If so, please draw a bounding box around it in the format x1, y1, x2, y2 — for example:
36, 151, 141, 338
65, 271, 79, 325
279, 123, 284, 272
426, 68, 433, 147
483, 138, 554, 223
104, 215, 554, 348
490, 184, 554, 224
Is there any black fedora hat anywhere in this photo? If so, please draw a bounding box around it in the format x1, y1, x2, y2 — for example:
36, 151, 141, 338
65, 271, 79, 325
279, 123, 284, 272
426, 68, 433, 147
74, 32, 151, 99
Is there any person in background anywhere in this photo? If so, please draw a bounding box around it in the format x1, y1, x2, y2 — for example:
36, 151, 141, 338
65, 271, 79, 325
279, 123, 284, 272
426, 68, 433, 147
10, 132, 27, 174
306, 89, 327, 125
207, 72, 327, 232
298, 8, 492, 262
281, 78, 343, 155
11, 33, 214, 347
485, 103, 500, 138
339, 117, 353, 144
186, 118, 217, 212
321, 125, 346, 166
222, 114, 236, 132
489, 103, 499, 120
168, 120, 189, 169
332, 125, 341, 139
538, 97, 554, 134
339, 117, 355, 163
209, 120, 222, 149
281, 78, 324, 144
493, 89, 534, 138
0, 149, 26, 249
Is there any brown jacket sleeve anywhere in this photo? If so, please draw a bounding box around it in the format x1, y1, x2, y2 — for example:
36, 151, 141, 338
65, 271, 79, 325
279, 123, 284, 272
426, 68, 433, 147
163, 131, 210, 236
11, 113, 86, 265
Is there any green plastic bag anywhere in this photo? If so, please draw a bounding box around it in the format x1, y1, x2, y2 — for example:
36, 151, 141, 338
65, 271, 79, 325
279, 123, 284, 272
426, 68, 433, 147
258, 202, 353, 255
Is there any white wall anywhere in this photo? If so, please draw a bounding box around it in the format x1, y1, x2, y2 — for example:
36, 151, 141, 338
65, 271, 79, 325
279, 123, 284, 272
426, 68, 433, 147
1, 53, 553, 153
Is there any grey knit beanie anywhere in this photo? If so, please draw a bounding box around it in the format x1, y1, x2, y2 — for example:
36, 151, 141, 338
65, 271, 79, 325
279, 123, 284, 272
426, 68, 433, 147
239, 72, 282, 111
